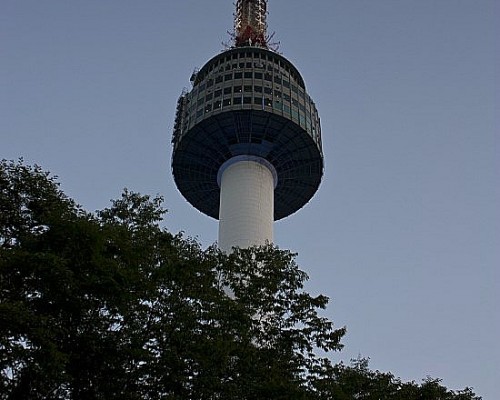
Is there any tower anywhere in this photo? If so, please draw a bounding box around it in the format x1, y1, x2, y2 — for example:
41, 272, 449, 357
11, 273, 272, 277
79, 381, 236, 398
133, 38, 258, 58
172, 0, 323, 252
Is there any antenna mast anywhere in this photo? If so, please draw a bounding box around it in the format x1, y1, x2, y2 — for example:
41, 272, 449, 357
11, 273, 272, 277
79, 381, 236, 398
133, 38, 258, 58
234, 0, 268, 48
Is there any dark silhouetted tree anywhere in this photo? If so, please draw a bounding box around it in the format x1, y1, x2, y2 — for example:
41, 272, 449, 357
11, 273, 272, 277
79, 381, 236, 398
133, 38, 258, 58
0, 160, 480, 399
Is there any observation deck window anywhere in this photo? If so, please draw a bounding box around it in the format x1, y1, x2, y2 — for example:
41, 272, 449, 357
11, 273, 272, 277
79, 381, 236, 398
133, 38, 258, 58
254, 97, 263, 105
243, 97, 252, 104
255, 72, 263, 79
234, 72, 243, 79
234, 97, 242, 105
224, 74, 232, 81
244, 72, 252, 79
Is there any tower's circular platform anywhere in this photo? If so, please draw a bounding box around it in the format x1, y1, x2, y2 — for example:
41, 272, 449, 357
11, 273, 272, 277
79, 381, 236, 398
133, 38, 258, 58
172, 47, 324, 221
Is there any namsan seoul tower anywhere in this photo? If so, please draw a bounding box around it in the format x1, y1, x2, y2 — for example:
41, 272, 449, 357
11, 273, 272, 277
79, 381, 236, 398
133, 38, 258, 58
172, 0, 323, 252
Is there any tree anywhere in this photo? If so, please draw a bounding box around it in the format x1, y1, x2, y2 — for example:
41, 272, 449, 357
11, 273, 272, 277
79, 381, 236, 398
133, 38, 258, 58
0, 160, 481, 399
313, 357, 481, 400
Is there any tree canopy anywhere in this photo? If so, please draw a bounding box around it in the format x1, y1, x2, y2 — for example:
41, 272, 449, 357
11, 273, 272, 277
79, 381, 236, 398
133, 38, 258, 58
0, 160, 481, 399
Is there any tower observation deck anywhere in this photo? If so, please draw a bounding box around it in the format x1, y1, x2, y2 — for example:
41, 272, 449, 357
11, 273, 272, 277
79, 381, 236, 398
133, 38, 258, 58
172, 0, 323, 251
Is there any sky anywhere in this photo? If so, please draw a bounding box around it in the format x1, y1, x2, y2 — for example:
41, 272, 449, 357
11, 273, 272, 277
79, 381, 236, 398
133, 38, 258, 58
1, 0, 498, 397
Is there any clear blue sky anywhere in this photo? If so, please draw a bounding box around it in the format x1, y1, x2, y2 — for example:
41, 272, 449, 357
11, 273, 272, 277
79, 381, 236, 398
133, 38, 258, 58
2, 1, 498, 397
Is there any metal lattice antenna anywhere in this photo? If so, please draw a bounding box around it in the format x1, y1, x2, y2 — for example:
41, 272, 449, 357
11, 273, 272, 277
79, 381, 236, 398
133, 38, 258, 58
234, 0, 268, 48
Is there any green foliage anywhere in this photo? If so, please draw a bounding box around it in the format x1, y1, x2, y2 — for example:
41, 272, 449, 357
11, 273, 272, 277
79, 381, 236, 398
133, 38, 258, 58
312, 357, 481, 399
0, 160, 481, 399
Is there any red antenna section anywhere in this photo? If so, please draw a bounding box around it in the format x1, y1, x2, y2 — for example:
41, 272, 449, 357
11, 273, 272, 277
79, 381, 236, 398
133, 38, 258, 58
235, 0, 268, 48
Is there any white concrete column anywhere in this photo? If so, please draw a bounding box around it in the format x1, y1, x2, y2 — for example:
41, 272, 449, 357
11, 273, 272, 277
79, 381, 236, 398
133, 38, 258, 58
218, 156, 277, 253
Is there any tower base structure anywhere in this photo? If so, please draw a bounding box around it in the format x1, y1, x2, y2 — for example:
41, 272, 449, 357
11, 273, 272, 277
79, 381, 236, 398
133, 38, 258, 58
218, 156, 277, 252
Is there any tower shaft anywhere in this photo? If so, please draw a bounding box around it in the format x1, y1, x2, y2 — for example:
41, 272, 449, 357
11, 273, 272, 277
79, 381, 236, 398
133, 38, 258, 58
218, 157, 276, 252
